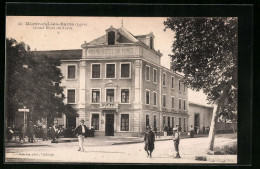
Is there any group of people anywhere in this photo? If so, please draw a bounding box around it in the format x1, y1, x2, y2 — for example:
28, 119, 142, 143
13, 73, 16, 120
6, 120, 65, 143
144, 125, 181, 158
188, 125, 210, 138
74, 119, 181, 158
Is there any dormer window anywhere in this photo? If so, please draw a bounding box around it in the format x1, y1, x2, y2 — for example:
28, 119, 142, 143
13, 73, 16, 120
108, 31, 115, 45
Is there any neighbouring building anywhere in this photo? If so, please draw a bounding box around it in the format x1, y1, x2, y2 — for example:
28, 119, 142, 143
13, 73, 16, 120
188, 102, 213, 133
36, 26, 189, 136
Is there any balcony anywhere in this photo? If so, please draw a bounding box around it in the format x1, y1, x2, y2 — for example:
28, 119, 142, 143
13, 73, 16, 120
99, 102, 119, 112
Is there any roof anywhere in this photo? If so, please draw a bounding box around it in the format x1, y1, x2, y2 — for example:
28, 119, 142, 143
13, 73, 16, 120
189, 101, 214, 109
117, 27, 139, 43
89, 27, 139, 45
87, 26, 161, 55
32, 49, 82, 60
32, 26, 161, 60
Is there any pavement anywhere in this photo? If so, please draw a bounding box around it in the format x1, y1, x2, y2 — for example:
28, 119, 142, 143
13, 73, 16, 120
5, 133, 237, 163
5, 133, 208, 147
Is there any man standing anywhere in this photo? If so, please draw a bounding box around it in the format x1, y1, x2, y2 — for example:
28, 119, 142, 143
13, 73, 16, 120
74, 119, 88, 152
144, 126, 155, 158
172, 127, 181, 158
28, 120, 35, 143
189, 125, 194, 138
154, 126, 158, 138
50, 124, 57, 143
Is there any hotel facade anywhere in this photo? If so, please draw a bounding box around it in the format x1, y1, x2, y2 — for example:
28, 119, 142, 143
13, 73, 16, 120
41, 26, 189, 136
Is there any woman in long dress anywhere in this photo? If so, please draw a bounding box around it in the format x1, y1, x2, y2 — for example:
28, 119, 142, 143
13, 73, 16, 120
144, 126, 155, 158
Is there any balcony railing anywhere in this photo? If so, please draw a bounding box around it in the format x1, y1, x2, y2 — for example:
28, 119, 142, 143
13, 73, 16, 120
99, 102, 119, 111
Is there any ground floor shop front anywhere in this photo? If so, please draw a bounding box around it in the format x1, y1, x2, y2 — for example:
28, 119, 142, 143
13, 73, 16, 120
54, 108, 189, 137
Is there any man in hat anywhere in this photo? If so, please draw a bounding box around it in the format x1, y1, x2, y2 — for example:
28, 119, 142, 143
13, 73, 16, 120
74, 119, 88, 152
172, 127, 181, 158
144, 125, 155, 158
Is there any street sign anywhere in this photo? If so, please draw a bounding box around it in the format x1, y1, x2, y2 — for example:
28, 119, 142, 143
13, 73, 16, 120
18, 109, 29, 112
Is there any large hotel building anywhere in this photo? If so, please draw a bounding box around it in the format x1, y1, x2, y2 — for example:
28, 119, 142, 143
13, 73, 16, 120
39, 26, 189, 136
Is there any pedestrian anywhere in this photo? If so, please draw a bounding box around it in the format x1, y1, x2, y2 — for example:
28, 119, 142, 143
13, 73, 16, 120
74, 119, 88, 152
28, 120, 35, 143
202, 126, 205, 134
177, 125, 182, 133
206, 126, 210, 134
21, 125, 26, 143
172, 127, 181, 158
163, 124, 168, 137
7, 126, 14, 141
196, 126, 200, 135
154, 126, 158, 138
144, 126, 155, 158
189, 125, 194, 138
42, 125, 48, 141
50, 124, 58, 143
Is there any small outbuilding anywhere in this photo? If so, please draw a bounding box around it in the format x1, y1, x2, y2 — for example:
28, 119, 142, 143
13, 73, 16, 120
188, 102, 213, 134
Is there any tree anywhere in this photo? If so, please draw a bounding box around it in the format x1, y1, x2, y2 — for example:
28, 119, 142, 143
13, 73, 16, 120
164, 17, 238, 150
6, 38, 78, 127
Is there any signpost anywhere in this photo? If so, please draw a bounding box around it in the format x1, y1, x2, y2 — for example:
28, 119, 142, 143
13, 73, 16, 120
18, 106, 29, 131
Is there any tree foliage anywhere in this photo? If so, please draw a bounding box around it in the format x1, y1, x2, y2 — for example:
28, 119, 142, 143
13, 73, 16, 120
164, 17, 238, 150
6, 38, 78, 125
164, 17, 238, 114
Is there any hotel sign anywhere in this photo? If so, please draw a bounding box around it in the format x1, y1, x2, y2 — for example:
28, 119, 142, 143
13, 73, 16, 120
87, 47, 138, 56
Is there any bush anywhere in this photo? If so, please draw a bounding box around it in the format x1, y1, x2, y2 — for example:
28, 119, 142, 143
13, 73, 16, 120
214, 144, 237, 155
195, 156, 207, 161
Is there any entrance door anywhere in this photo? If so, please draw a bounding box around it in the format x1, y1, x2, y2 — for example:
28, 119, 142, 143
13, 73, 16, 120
194, 114, 200, 128
105, 114, 114, 136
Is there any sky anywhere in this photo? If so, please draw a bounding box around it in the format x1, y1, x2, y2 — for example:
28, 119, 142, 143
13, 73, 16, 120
6, 16, 211, 106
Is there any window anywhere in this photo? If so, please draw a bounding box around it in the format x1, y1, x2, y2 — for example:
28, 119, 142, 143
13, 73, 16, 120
121, 89, 129, 103
106, 63, 115, 78
121, 63, 130, 78
153, 115, 157, 128
179, 99, 182, 109
153, 68, 157, 83
146, 115, 149, 127
168, 116, 170, 127
67, 89, 75, 103
179, 80, 181, 90
162, 73, 166, 86
171, 97, 174, 108
183, 100, 186, 110
92, 64, 101, 79
171, 76, 174, 89
108, 31, 115, 45
92, 89, 100, 103
172, 117, 175, 128
184, 118, 186, 132
121, 114, 129, 131
146, 90, 150, 105
183, 84, 186, 92
179, 118, 182, 131
163, 116, 166, 125
67, 65, 76, 79
153, 92, 157, 106
106, 89, 115, 102
163, 94, 166, 107
145, 65, 150, 81
91, 114, 99, 130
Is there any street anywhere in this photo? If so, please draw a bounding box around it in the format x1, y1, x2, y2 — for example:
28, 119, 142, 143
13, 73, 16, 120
5, 134, 237, 163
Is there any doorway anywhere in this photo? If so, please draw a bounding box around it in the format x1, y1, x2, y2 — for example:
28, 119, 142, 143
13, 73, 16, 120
194, 114, 200, 128
105, 114, 114, 136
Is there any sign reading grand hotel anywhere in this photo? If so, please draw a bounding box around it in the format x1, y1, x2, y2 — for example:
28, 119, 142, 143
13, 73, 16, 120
87, 47, 138, 56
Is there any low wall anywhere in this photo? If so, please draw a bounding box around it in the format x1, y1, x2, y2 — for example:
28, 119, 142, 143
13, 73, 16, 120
216, 122, 237, 134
